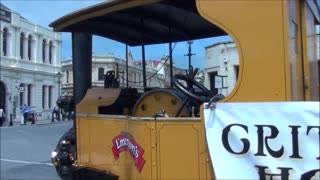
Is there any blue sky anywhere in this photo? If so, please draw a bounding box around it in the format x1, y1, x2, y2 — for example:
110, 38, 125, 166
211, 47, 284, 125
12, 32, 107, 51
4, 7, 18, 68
2, 0, 232, 70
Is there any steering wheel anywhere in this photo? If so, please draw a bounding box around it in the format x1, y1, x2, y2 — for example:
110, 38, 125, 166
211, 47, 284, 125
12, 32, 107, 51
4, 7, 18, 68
173, 74, 213, 102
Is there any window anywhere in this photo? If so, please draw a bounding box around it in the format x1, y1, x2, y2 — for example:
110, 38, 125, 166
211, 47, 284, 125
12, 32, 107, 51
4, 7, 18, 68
42, 85, 46, 109
66, 71, 69, 83
20, 33, 25, 59
19, 83, 25, 107
234, 65, 239, 81
209, 72, 218, 95
42, 39, 46, 63
2, 28, 8, 56
49, 41, 53, 64
27, 84, 32, 106
98, 67, 104, 81
48, 86, 52, 109
28, 35, 32, 60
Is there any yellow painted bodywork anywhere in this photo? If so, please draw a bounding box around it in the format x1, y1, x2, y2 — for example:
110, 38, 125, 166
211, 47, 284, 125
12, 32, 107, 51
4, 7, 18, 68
75, 88, 213, 179
76, 114, 211, 179
198, 0, 319, 102
73, 0, 319, 179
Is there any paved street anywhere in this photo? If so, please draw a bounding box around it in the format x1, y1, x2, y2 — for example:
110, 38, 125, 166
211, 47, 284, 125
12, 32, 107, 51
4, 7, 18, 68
0, 121, 73, 180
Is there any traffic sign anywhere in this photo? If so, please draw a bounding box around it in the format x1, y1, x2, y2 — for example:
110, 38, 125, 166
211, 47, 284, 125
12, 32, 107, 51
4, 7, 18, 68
19, 87, 24, 92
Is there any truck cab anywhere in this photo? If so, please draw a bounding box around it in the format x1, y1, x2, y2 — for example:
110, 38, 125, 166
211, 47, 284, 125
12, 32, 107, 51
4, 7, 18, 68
50, 0, 319, 179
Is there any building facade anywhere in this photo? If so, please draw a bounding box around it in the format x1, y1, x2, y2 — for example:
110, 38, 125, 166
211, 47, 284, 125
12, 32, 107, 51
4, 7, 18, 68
61, 52, 186, 96
204, 42, 239, 97
0, 3, 62, 122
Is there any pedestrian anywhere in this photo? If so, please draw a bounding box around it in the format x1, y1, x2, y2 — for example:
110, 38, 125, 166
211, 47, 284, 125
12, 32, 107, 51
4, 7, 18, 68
21, 104, 30, 125
0, 106, 5, 127
52, 104, 60, 122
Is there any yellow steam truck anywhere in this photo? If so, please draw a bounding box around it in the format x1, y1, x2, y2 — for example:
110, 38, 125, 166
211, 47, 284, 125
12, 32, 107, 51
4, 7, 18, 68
50, 0, 319, 179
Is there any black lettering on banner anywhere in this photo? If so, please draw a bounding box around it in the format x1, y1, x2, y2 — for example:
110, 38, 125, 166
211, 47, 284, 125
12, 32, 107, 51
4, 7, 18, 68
222, 124, 250, 155
254, 125, 284, 158
221, 124, 319, 179
255, 165, 293, 180
289, 125, 302, 159
306, 126, 320, 160
301, 169, 320, 180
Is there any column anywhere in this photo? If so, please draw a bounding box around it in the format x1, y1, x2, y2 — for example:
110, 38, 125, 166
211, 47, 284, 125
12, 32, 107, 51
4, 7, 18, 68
37, 35, 42, 64
7, 31, 12, 57
23, 84, 27, 106
51, 43, 56, 65
25, 84, 30, 106
57, 40, 62, 65
31, 38, 36, 62
14, 28, 20, 59
44, 85, 48, 109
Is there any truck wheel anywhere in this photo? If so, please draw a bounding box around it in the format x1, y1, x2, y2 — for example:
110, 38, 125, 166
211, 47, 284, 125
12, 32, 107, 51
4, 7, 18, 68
51, 128, 76, 180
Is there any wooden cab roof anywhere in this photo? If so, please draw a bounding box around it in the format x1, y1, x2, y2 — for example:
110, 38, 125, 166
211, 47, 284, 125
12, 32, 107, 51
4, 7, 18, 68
49, 0, 226, 46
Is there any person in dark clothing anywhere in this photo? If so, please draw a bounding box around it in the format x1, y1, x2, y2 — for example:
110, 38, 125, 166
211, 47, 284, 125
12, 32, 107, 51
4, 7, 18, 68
21, 104, 31, 125
52, 104, 60, 122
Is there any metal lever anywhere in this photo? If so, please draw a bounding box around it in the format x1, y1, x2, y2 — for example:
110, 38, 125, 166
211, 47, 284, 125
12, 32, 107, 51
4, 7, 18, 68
205, 94, 225, 109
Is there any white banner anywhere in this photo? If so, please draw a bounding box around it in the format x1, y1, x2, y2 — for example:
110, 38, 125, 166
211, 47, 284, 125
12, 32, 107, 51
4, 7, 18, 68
203, 102, 320, 180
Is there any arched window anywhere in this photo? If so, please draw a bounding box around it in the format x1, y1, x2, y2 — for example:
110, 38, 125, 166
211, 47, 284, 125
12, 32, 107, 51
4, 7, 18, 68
2, 28, 8, 56
42, 39, 46, 63
28, 35, 32, 60
49, 41, 53, 64
20, 33, 25, 59
98, 67, 104, 81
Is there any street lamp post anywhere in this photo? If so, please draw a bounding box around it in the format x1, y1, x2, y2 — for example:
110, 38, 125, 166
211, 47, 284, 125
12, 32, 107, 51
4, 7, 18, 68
184, 41, 195, 89
56, 72, 62, 97
184, 40, 195, 77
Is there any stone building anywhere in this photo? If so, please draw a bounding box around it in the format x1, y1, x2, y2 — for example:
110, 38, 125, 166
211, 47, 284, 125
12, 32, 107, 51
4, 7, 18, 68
0, 3, 62, 122
204, 42, 239, 97
61, 52, 183, 96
